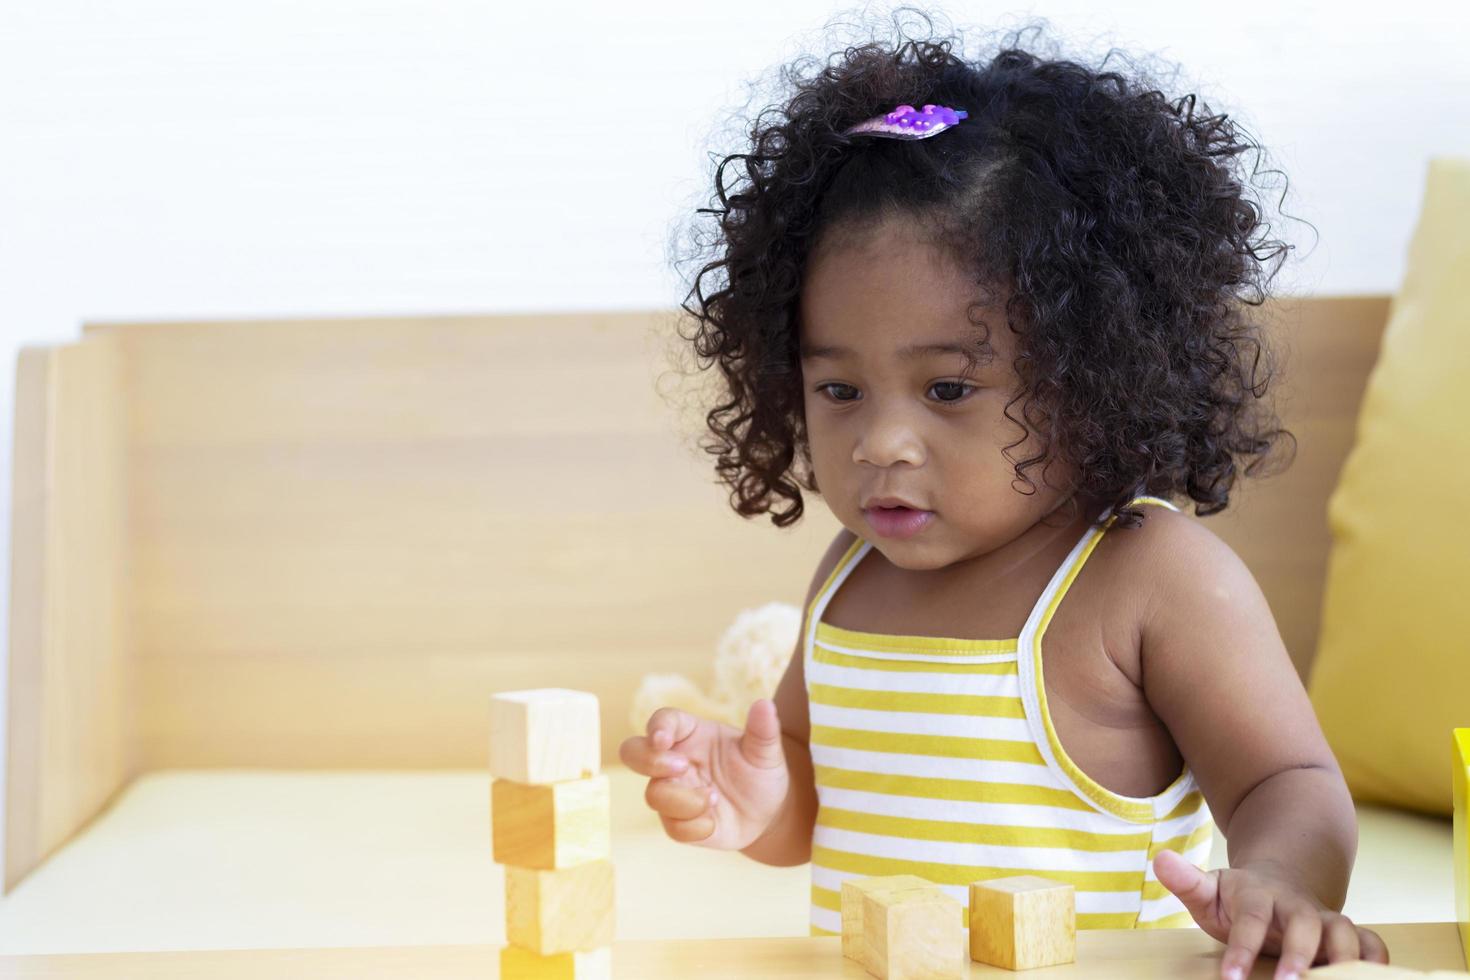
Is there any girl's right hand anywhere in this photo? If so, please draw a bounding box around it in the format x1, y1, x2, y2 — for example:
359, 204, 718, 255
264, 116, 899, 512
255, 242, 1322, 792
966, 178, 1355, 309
617, 698, 791, 851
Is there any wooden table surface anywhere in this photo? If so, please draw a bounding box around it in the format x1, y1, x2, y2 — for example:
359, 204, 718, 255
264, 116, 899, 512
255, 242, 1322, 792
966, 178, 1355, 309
0, 924, 1464, 979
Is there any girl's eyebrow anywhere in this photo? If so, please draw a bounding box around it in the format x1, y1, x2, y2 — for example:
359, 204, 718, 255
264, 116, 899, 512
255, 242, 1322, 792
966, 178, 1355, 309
799, 340, 990, 362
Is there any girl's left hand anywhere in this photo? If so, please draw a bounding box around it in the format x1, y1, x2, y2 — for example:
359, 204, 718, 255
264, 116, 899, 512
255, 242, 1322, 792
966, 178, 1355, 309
1153, 849, 1390, 980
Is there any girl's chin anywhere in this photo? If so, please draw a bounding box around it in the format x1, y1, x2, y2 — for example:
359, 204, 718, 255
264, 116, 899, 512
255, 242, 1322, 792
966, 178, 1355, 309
867, 538, 960, 572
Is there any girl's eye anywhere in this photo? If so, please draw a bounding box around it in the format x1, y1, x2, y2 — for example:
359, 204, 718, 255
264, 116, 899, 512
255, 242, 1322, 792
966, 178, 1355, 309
814, 381, 976, 404
929, 381, 975, 403
817, 382, 860, 402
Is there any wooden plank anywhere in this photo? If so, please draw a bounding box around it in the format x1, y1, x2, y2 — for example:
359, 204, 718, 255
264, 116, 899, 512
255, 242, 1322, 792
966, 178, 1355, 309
91, 311, 841, 770
0, 924, 1461, 978
4, 335, 133, 893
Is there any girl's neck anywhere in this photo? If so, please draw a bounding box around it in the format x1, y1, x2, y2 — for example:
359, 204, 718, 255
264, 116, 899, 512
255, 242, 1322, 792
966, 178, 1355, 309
932, 490, 1110, 587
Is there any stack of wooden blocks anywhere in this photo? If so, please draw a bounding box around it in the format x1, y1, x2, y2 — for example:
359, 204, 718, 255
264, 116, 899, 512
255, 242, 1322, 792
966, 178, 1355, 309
490, 689, 614, 979
842, 873, 1076, 978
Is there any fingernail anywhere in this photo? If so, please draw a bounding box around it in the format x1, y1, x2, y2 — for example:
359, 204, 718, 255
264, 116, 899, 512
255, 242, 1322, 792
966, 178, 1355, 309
1223, 967, 1242, 980
663, 754, 687, 772
709, 788, 720, 806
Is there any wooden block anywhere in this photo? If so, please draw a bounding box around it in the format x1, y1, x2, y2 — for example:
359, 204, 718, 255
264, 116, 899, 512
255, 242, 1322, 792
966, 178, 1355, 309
491, 689, 600, 784
499, 944, 611, 979
840, 875, 940, 963
861, 887, 966, 980
968, 875, 1076, 971
1304, 962, 1428, 977
492, 774, 610, 869
505, 860, 615, 955
1455, 729, 1469, 970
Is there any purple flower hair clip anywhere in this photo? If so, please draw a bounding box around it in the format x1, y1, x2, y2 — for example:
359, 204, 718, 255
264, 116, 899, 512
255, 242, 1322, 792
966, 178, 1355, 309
843, 102, 969, 140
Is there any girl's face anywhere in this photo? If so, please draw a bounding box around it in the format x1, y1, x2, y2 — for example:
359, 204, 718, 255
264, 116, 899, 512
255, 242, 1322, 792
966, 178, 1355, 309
798, 214, 1079, 573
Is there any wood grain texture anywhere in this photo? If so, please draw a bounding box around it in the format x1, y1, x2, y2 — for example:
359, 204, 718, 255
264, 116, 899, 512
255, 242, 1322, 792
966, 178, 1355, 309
0, 924, 1461, 977
93, 310, 844, 770
491, 775, 611, 870
1303, 962, 1434, 977
505, 860, 615, 955
841, 875, 938, 964
4, 334, 134, 893
968, 876, 1076, 971
490, 689, 600, 785
863, 888, 967, 980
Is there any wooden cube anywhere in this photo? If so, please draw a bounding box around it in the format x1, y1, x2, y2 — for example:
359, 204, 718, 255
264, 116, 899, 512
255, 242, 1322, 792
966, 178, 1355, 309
491, 689, 600, 785
1455, 728, 1469, 970
492, 774, 610, 869
840, 875, 939, 963
968, 875, 1075, 971
861, 887, 966, 980
505, 859, 615, 955
499, 943, 611, 979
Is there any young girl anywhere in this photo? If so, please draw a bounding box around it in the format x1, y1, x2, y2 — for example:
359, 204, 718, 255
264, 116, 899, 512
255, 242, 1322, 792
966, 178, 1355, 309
622, 17, 1389, 980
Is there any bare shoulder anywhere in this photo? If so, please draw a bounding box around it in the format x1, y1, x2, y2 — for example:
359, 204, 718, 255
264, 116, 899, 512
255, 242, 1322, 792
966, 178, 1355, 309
1087, 501, 1273, 684
1099, 502, 1295, 719
1096, 502, 1259, 616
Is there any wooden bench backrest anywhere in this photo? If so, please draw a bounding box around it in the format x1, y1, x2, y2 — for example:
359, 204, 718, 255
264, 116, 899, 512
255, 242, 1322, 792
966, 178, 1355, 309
4, 296, 1390, 890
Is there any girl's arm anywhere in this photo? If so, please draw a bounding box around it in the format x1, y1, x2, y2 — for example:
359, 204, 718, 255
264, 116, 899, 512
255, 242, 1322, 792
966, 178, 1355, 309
740, 527, 855, 867
740, 587, 823, 863
739, 654, 819, 866
1126, 511, 1385, 979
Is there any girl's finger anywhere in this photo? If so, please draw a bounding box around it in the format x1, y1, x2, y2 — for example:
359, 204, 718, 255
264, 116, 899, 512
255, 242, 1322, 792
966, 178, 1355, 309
645, 777, 713, 820
660, 811, 716, 844
646, 707, 699, 751
1355, 926, 1390, 963
616, 734, 689, 777
1271, 901, 1322, 980
1318, 913, 1360, 965
1153, 850, 1220, 933
1220, 892, 1274, 980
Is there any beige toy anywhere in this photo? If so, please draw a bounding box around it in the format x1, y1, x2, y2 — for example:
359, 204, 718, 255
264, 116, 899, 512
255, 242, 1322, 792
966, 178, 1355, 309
629, 601, 801, 732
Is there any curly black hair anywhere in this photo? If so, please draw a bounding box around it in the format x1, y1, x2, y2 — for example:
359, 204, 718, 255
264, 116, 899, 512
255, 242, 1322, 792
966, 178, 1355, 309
666, 9, 1300, 531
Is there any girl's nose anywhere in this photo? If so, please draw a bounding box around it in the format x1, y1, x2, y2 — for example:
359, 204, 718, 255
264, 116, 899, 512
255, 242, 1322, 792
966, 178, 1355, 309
852, 412, 926, 468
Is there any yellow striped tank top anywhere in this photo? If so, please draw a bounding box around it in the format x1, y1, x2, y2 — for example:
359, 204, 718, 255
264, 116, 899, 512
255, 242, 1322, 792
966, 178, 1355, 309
805, 495, 1213, 934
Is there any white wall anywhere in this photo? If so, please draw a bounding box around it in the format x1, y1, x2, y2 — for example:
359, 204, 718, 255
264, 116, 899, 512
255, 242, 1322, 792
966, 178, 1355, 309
2, 0, 1468, 844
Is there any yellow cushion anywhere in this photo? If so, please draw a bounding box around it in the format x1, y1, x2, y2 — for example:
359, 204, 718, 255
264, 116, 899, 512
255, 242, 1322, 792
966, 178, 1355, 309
1308, 157, 1470, 816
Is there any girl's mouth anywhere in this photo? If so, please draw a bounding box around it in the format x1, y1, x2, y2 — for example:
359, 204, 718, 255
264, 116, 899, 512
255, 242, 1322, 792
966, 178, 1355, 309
863, 505, 935, 540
